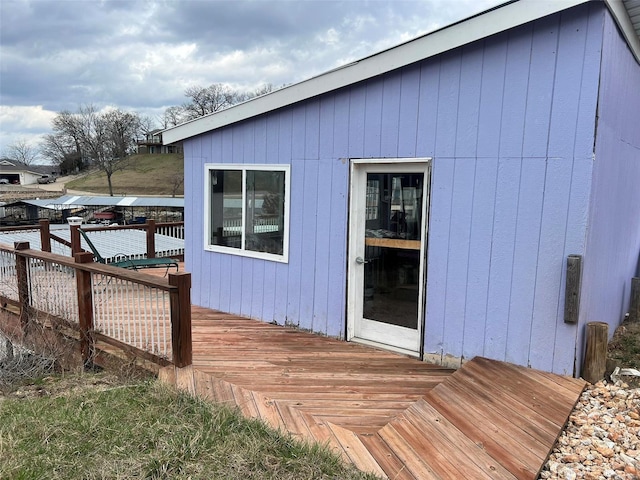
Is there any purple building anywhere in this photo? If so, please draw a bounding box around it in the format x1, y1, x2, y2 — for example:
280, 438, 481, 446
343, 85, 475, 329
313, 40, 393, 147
164, 0, 640, 377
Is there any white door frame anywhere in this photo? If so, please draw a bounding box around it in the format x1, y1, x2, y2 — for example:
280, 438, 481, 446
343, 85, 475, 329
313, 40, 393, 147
346, 158, 431, 357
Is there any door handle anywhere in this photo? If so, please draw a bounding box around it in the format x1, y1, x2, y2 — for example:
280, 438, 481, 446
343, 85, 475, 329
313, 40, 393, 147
355, 256, 369, 265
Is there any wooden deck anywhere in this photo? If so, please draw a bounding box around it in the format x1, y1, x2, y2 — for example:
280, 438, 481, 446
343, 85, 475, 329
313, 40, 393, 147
160, 306, 586, 480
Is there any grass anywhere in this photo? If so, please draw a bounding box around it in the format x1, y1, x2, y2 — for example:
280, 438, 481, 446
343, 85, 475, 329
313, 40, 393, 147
65, 154, 184, 196
608, 320, 640, 387
0, 374, 376, 480
608, 321, 640, 369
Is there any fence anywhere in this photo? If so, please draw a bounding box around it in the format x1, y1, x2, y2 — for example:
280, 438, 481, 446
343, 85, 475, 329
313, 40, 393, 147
0, 219, 184, 260
0, 241, 191, 368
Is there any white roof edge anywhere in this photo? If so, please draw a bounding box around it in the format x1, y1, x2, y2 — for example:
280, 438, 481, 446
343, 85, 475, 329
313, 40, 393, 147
605, 0, 640, 63
117, 197, 137, 207
63, 195, 81, 205
162, 0, 615, 144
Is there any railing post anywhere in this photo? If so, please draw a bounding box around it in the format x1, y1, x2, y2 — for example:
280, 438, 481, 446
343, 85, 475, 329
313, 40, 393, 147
582, 321, 608, 384
169, 272, 192, 367
39, 219, 51, 253
14, 242, 30, 331
146, 219, 156, 258
75, 252, 95, 367
70, 225, 81, 256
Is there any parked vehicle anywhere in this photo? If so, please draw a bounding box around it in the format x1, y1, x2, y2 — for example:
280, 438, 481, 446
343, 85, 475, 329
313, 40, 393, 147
0, 179, 8, 184
37, 175, 55, 184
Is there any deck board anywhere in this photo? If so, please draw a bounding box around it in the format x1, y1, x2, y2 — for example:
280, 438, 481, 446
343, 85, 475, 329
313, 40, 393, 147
160, 306, 586, 479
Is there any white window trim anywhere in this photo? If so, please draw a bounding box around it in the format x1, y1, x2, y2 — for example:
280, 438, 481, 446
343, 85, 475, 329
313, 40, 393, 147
204, 163, 290, 263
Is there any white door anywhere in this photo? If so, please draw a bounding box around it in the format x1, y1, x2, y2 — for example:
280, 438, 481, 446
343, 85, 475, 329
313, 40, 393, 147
347, 159, 430, 357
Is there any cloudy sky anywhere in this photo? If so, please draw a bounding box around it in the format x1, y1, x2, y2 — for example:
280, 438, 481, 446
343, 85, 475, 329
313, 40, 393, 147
0, 0, 499, 159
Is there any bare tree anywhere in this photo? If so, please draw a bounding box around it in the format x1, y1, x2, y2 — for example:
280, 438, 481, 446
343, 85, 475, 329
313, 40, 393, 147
161, 106, 185, 128
239, 83, 275, 103
78, 106, 140, 196
43, 105, 141, 195
41, 110, 87, 174
181, 84, 235, 120
40, 133, 83, 175
138, 114, 157, 136
4, 138, 39, 165
170, 173, 184, 198
179, 83, 274, 122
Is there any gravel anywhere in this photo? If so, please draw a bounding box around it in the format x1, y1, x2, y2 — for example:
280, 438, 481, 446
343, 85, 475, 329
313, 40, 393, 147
540, 381, 639, 480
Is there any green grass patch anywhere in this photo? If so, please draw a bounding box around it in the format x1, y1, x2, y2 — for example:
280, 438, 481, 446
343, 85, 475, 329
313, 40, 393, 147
0, 376, 376, 480
66, 154, 184, 196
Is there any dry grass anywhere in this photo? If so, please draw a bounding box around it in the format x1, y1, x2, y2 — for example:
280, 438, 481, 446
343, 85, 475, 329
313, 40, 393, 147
0, 373, 377, 480
66, 154, 184, 196
608, 320, 640, 387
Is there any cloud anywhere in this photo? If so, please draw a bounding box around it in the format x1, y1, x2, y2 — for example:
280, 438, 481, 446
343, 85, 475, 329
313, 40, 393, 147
0, 105, 56, 155
0, 105, 56, 132
0, 0, 500, 151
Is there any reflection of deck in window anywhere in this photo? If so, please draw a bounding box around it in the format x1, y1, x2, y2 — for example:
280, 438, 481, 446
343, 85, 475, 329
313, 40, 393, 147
366, 180, 379, 220
221, 217, 281, 235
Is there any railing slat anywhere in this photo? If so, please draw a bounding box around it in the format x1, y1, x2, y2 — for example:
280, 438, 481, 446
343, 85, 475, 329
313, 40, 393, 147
0, 243, 190, 368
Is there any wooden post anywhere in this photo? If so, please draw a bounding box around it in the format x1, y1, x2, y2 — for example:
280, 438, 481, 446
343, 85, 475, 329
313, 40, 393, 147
75, 252, 95, 366
146, 219, 156, 259
14, 242, 30, 330
70, 225, 81, 256
39, 219, 51, 253
629, 277, 640, 323
169, 272, 192, 367
564, 255, 582, 324
582, 321, 609, 384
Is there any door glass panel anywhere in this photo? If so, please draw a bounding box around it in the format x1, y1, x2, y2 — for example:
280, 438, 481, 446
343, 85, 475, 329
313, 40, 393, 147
363, 173, 423, 329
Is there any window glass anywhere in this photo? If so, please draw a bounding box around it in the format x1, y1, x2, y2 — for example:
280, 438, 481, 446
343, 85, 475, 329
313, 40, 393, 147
245, 170, 285, 255
206, 165, 289, 262
210, 169, 242, 248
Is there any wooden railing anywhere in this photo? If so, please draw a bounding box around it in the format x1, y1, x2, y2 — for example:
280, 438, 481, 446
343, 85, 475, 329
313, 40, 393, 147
0, 241, 192, 368
0, 219, 185, 261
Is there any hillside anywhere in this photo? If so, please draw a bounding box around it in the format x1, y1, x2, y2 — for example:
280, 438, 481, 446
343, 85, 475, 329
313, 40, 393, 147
65, 154, 184, 196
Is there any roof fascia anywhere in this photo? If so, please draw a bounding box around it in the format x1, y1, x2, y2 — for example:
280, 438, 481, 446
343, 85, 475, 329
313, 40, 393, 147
163, 0, 588, 144
605, 0, 640, 63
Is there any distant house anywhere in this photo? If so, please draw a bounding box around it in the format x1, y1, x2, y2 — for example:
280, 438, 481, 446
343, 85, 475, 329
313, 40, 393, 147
164, 0, 640, 377
0, 160, 59, 185
137, 129, 183, 154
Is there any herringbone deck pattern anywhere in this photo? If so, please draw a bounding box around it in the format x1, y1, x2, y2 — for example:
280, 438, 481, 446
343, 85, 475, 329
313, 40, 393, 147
161, 307, 585, 480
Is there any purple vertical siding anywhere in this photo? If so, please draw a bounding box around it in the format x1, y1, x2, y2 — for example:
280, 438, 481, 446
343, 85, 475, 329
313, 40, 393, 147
363, 81, 384, 157
380, 72, 402, 157
481, 159, 521, 360
182, 3, 608, 374
455, 43, 483, 157
463, 159, 498, 360
443, 158, 476, 360
579, 11, 640, 374
498, 24, 533, 158
397, 66, 420, 158
434, 50, 461, 158
425, 158, 455, 359
326, 158, 349, 337
348, 87, 365, 158
476, 36, 506, 158
506, 158, 545, 367
300, 159, 319, 329
415, 60, 440, 158
522, 14, 559, 158
424, 3, 603, 375
327, 92, 351, 337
